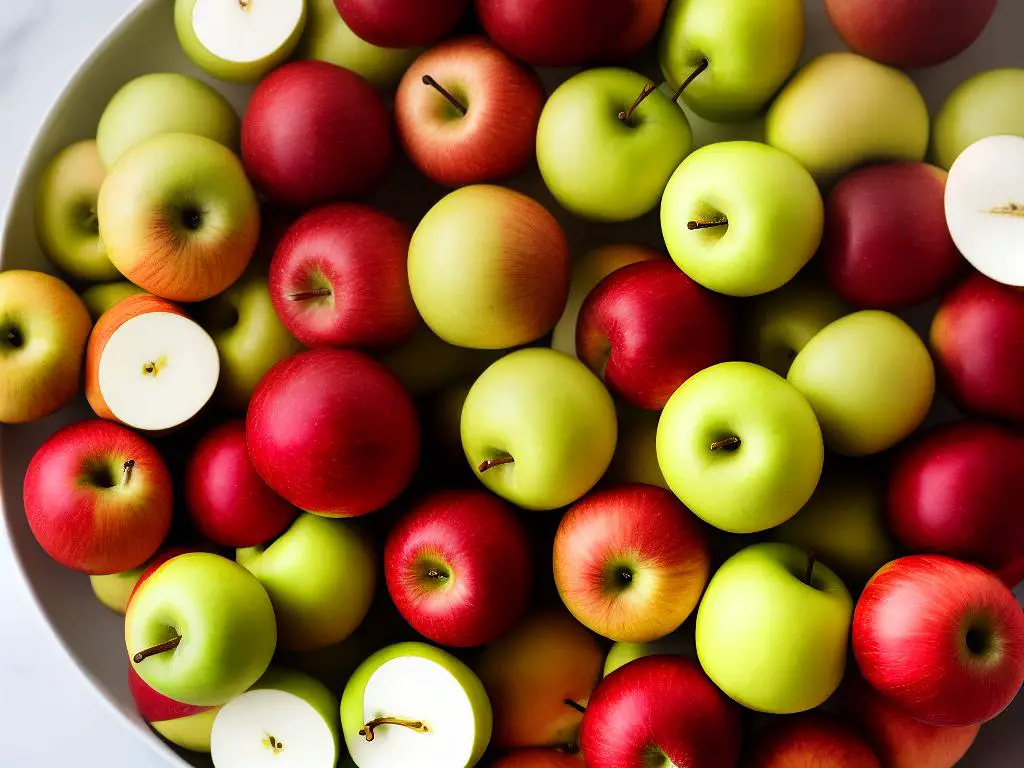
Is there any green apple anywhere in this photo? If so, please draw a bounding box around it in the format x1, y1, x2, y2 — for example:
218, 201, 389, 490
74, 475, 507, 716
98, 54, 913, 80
658, 0, 805, 123
80, 281, 146, 322
932, 68, 1024, 170
95, 72, 239, 169
33, 140, 118, 281
210, 667, 340, 768
295, 0, 420, 91
341, 641, 492, 768
90, 566, 145, 615
603, 627, 696, 677
536, 67, 693, 222
660, 140, 823, 297
766, 52, 930, 180
152, 708, 220, 753
237, 513, 376, 652
174, 0, 307, 84
461, 348, 617, 510
380, 324, 502, 398
607, 403, 669, 490
0, 270, 92, 424
695, 542, 853, 714
656, 361, 823, 533
787, 311, 935, 457
125, 552, 276, 707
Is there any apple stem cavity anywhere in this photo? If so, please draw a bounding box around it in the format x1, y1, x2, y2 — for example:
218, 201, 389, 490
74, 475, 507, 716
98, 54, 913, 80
803, 550, 816, 586
988, 202, 1024, 217
287, 287, 333, 302
670, 57, 710, 104
133, 634, 181, 664
618, 82, 657, 124
359, 717, 430, 742
478, 455, 515, 473
122, 459, 135, 486
709, 436, 741, 452
688, 218, 728, 231
422, 75, 467, 116
563, 699, 587, 714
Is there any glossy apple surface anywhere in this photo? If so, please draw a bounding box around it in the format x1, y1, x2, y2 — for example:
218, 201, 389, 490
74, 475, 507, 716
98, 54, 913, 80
80, 281, 146, 322
932, 68, 1024, 170
129, 666, 219, 753
605, 0, 667, 60
744, 711, 880, 767
334, 0, 470, 48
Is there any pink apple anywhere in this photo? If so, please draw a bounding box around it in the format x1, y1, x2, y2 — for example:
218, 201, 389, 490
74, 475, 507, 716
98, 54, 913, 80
23, 420, 172, 575
576, 260, 734, 410
246, 348, 420, 517
384, 489, 532, 647
604, 0, 668, 60
744, 711, 881, 767
579, 655, 741, 768
270, 203, 418, 350
395, 36, 545, 187
241, 61, 394, 210
852, 554, 1024, 727
333, 0, 471, 48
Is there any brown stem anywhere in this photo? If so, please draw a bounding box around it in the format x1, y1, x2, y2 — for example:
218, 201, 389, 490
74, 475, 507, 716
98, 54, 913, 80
360, 717, 430, 742
122, 459, 135, 486
618, 82, 657, 123
671, 58, 710, 103
564, 699, 587, 714
710, 437, 741, 452
288, 287, 332, 301
422, 75, 467, 116
803, 551, 816, 586
688, 218, 728, 231
239, 0, 251, 9
478, 456, 515, 473
133, 635, 181, 664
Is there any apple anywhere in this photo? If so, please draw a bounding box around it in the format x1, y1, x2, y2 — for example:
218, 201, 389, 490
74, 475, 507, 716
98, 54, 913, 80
658, 0, 805, 123
579, 655, 741, 768
744, 711, 881, 767
129, 666, 220, 753
824, 0, 997, 69
241, 60, 394, 210
766, 53, 930, 180
604, 0, 667, 60
174, 0, 306, 83
126, 545, 220, 608
333, 0, 470, 48
696, 542, 853, 714
270, 203, 418, 350
408, 186, 570, 350
395, 36, 545, 187
80, 281, 146, 322
380, 323, 501, 398
656, 361, 824, 534
246, 348, 420, 517
932, 68, 1024, 170
603, 628, 697, 677
821, 163, 965, 309
788, 311, 935, 456
125, 551, 277, 706
536, 67, 693, 223
95, 72, 239, 169
554, 484, 711, 643
492, 749, 584, 767
97, 132, 260, 302
478, 610, 604, 748
91, 566, 146, 615
84, 295, 220, 432
660, 141, 824, 297
576, 260, 733, 409
0, 270, 91, 423
852, 554, 1024, 727
461, 348, 617, 510
341, 641, 492, 768
606, 404, 668, 490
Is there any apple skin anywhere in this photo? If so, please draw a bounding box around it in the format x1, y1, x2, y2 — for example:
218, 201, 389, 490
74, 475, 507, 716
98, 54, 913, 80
603, 628, 697, 677
381, 323, 502, 398
604, 0, 668, 60
579, 655, 742, 768
270, 203, 418, 350
824, 0, 997, 69
128, 666, 219, 753
492, 749, 584, 767
932, 68, 1024, 170
576, 260, 734, 410
395, 36, 545, 188
80, 281, 146, 322
820, 163, 965, 310
247, 348, 420, 517
333, 0, 470, 48
91, 566, 146, 615
553, 484, 711, 644
241, 60, 394, 210
930, 274, 1024, 425
852, 554, 1024, 727
607, 404, 668, 490
743, 711, 881, 768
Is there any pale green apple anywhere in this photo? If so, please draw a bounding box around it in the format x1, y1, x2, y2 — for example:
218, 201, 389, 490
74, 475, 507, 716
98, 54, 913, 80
33, 140, 119, 281
766, 53, 930, 180
80, 281, 147, 321
932, 68, 1024, 170
90, 566, 145, 615
461, 348, 617, 510
237, 513, 376, 652
125, 552, 277, 707
152, 708, 220, 753
381, 324, 502, 398
341, 642, 492, 768
656, 361, 823, 533
607, 403, 669, 490
787, 311, 935, 457
661, 141, 823, 297
658, 0, 805, 123
695, 542, 852, 714
603, 628, 696, 677
536, 67, 693, 222
96, 72, 240, 169
296, 0, 420, 91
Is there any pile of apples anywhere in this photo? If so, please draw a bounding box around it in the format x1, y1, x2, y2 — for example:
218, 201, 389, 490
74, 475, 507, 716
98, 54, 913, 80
6, 0, 1024, 766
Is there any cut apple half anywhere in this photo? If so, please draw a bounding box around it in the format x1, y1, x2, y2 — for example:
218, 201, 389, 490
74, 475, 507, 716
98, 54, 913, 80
192, 0, 305, 64
85, 295, 219, 432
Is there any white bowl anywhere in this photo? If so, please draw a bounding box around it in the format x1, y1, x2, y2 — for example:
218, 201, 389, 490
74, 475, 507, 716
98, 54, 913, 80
2, 1, 1023, 766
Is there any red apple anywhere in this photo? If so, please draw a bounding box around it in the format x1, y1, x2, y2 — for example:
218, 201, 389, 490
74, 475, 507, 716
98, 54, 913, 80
395, 36, 545, 188
852, 554, 1024, 727
579, 655, 741, 768
333, 0, 470, 48
744, 711, 881, 767
270, 203, 418, 350
576, 260, 734, 410
931, 274, 1024, 425
493, 749, 585, 767
241, 61, 394, 210
246, 348, 420, 517
23, 420, 172, 575
185, 420, 297, 548
475, 0, 632, 67
553, 483, 711, 643
384, 489, 532, 647
604, 0, 669, 60
128, 666, 220, 753
820, 163, 965, 309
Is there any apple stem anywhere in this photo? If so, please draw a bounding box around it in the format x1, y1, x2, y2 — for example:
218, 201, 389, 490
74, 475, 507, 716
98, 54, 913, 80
478, 456, 515, 473
688, 218, 728, 231
803, 550, 816, 586
422, 75, 467, 116
671, 57, 710, 103
618, 82, 657, 124
564, 699, 587, 714
287, 287, 332, 302
122, 459, 135, 486
133, 635, 181, 664
989, 202, 1024, 217
238, 0, 251, 9
710, 437, 741, 452
360, 717, 430, 742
